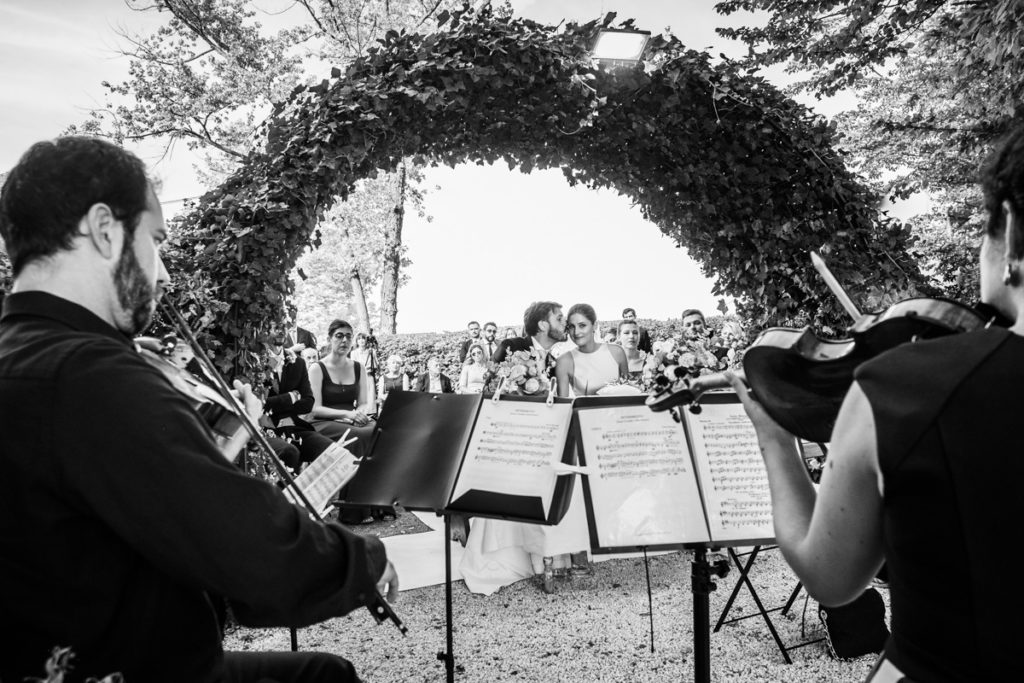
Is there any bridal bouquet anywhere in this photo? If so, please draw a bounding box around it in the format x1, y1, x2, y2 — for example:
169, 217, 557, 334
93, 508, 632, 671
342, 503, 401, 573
489, 350, 551, 396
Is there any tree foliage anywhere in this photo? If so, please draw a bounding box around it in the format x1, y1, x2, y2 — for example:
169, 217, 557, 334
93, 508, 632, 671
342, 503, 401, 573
716, 0, 1024, 302
69, 0, 452, 333
167, 3, 927, 379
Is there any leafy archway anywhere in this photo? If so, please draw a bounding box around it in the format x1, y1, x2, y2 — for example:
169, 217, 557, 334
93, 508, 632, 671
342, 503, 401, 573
167, 4, 927, 377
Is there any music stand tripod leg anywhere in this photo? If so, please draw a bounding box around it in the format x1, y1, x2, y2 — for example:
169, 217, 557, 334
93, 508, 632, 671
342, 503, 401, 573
713, 546, 760, 632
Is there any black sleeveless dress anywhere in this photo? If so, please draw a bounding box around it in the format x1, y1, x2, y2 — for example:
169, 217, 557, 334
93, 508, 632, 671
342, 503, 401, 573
311, 361, 374, 457
855, 327, 1023, 681
311, 361, 389, 523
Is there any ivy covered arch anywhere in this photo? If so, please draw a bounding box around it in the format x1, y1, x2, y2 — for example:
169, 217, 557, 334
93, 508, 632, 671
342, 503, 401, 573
168, 5, 926, 376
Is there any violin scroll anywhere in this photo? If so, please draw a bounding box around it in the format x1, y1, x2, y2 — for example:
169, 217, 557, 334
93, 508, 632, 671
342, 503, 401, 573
645, 367, 739, 414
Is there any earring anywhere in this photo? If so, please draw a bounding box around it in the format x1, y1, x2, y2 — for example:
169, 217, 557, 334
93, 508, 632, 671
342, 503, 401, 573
1003, 262, 1021, 287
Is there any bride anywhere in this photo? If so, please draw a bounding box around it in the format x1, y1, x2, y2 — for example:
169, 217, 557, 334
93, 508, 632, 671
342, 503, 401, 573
534, 304, 629, 590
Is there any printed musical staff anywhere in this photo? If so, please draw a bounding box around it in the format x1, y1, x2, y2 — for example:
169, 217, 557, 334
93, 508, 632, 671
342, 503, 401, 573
450, 399, 573, 511
688, 403, 774, 538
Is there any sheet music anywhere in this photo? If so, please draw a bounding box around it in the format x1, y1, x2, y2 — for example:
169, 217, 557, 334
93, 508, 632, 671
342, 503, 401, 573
284, 441, 360, 516
451, 399, 572, 513
685, 399, 774, 543
578, 405, 710, 547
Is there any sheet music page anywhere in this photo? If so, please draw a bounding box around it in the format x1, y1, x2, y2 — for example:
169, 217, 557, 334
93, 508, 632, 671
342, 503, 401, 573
451, 399, 572, 513
578, 405, 710, 547
684, 398, 774, 543
284, 441, 360, 517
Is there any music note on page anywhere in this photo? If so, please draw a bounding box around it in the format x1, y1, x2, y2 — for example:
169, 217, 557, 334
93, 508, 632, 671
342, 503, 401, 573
577, 405, 710, 547
451, 400, 573, 512
686, 401, 774, 542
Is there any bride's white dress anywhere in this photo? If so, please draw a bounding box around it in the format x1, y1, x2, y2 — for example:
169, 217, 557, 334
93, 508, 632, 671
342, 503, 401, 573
459, 343, 620, 595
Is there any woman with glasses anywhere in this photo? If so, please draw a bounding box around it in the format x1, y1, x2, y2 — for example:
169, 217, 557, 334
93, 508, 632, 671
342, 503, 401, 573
458, 344, 489, 393
307, 319, 384, 524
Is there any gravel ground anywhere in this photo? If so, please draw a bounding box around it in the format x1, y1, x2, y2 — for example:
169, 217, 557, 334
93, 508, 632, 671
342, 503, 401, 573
223, 511, 886, 682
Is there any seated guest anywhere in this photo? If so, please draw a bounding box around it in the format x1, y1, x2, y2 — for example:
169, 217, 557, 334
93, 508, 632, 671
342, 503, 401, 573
712, 320, 746, 366
621, 307, 652, 353
681, 308, 709, 341
301, 346, 320, 367
412, 356, 454, 393
459, 320, 482, 363
307, 319, 382, 524
479, 322, 499, 360
263, 331, 335, 475
377, 353, 409, 410
458, 344, 489, 393
618, 319, 648, 380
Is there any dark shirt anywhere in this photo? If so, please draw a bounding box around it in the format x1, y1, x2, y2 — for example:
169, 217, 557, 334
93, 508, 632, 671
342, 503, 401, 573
265, 355, 316, 428
318, 360, 362, 408
856, 328, 1022, 681
411, 371, 453, 393
0, 292, 386, 683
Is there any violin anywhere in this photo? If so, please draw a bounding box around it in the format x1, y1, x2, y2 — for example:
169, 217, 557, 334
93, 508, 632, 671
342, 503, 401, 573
146, 298, 407, 636
646, 254, 1008, 443
134, 334, 249, 460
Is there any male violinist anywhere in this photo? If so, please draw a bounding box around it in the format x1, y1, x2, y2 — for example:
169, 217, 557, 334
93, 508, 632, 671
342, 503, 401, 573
0, 137, 398, 683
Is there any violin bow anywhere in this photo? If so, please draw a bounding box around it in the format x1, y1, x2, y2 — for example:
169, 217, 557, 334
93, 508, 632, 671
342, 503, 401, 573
810, 251, 863, 322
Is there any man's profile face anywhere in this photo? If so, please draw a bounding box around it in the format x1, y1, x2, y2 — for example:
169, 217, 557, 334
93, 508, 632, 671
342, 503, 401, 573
113, 187, 168, 335
483, 324, 497, 341
543, 307, 567, 342
467, 322, 480, 338
681, 314, 706, 340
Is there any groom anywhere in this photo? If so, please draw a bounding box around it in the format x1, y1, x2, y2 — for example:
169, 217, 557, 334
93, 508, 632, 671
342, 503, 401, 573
490, 301, 567, 377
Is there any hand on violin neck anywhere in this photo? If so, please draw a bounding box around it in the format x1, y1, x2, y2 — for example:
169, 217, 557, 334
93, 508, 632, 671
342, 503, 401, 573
231, 379, 264, 423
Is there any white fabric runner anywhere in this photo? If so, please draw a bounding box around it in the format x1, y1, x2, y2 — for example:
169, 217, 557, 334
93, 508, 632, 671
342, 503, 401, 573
380, 511, 675, 594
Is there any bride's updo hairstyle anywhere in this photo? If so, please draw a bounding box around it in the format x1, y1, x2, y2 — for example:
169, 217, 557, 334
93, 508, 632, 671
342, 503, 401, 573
981, 123, 1024, 239
567, 303, 597, 324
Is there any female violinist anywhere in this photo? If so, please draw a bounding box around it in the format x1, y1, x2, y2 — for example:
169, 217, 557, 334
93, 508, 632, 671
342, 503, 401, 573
726, 125, 1024, 681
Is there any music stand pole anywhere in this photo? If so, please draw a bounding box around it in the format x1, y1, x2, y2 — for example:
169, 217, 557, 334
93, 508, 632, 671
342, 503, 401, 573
436, 514, 456, 683
691, 548, 729, 683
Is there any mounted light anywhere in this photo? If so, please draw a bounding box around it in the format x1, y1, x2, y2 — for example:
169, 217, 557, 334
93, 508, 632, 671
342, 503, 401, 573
592, 28, 651, 67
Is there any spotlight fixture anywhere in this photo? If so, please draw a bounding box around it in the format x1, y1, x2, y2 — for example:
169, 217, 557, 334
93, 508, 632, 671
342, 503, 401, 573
592, 28, 651, 68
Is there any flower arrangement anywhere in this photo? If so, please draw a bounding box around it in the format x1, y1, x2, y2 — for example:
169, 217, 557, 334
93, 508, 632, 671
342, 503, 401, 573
642, 335, 727, 391
488, 349, 551, 396
596, 377, 645, 396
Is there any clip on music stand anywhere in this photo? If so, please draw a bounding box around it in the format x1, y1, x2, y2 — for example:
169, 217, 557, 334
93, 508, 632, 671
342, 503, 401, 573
713, 545, 824, 662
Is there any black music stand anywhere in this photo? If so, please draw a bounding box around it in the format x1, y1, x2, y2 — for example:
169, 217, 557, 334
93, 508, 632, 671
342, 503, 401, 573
572, 395, 776, 683
342, 390, 576, 683
713, 545, 824, 662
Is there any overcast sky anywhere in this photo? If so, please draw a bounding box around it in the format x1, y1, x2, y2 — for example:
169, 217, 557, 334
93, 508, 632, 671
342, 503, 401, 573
0, 1, 864, 334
